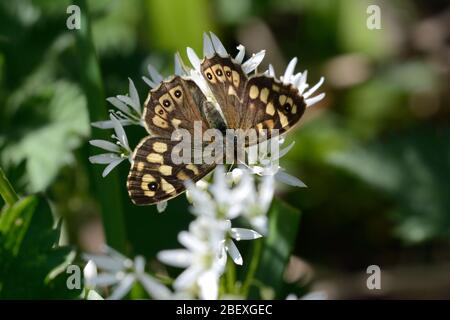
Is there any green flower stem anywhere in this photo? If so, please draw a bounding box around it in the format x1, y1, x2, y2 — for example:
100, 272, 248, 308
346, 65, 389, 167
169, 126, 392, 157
241, 238, 263, 298
0, 167, 19, 206
74, 0, 126, 252
226, 258, 236, 294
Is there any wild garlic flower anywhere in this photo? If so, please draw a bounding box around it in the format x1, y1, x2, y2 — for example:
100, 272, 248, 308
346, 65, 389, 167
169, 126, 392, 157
230, 170, 275, 235
89, 114, 132, 177
267, 58, 325, 108
92, 78, 143, 129
157, 218, 227, 300
185, 167, 263, 263
83, 246, 171, 300
245, 136, 307, 188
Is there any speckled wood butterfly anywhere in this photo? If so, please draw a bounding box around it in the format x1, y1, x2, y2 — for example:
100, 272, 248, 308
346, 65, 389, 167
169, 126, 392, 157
126, 54, 306, 205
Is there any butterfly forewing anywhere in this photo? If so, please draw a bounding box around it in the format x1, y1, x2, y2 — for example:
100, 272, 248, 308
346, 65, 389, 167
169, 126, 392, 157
143, 76, 210, 138
201, 55, 248, 129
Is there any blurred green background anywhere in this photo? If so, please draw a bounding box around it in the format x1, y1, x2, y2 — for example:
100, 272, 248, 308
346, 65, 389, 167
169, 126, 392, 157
0, 0, 449, 298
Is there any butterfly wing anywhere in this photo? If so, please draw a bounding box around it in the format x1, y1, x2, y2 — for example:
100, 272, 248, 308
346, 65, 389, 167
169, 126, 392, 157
201, 55, 248, 129
127, 137, 216, 205
128, 76, 217, 205
239, 75, 306, 142
143, 76, 210, 138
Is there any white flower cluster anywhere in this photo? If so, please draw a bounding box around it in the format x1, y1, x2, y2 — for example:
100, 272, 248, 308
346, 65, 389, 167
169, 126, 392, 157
84, 32, 326, 300
157, 166, 270, 299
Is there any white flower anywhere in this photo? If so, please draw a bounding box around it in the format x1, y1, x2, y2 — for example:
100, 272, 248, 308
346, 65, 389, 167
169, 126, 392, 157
89, 114, 132, 177
83, 246, 171, 300
245, 136, 307, 188
220, 219, 262, 265
267, 58, 325, 107
185, 168, 263, 265
157, 217, 227, 300
230, 170, 275, 235
187, 166, 251, 220
92, 78, 143, 129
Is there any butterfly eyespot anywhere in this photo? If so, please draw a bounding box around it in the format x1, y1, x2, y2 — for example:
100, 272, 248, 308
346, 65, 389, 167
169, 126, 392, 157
216, 69, 223, 76
158, 110, 164, 115
148, 182, 159, 191
163, 99, 171, 107
283, 104, 292, 113
206, 72, 213, 80
174, 90, 182, 98
225, 71, 232, 77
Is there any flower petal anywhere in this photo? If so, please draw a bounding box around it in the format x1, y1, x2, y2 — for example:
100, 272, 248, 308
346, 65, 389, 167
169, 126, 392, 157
305, 92, 325, 107
142, 76, 158, 88
128, 78, 141, 113
89, 140, 120, 153
235, 44, 245, 64
134, 256, 145, 274
88, 153, 120, 164
303, 77, 324, 99
147, 64, 163, 83
178, 231, 207, 252
242, 50, 265, 74
157, 201, 168, 213
174, 52, 188, 76
173, 266, 202, 291
230, 228, 262, 241
297, 70, 308, 95
225, 239, 243, 265
275, 170, 307, 187
187, 47, 201, 70
106, 97, 131, 115
91, 119, 134, 129
108, 274, 135, 300
102, 158, 124, 177
283, 57, 298, 84
137, 273, 172, 299
203, 32, 215, 58
110, 114, 130, 150
268, 64, 275, 77
209, 32, 228, 57
198, 270, 219, 300
86, 272, 120, 287
157, 249, 193, 268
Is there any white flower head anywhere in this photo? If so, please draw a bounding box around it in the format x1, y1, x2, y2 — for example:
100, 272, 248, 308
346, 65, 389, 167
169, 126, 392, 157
186, 166, 251, 220
266, 58, 325, 107
83, 246, 171, 300
157, 217, 227, 300
89, 114, 132, 177
244, 136, 307, 188
92, 78, 143, 129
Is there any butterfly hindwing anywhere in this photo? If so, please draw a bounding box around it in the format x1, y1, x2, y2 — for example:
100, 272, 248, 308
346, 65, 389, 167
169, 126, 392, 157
127, 136, 216, 205
201, 55, 248, 129
240, 75, 306, 142
143, 76, 210, 138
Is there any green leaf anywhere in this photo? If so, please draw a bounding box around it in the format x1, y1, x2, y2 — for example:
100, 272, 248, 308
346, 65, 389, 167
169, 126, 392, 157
0, 195, 80, 298
328, 126, 450, 243
253, 198, 301, 298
